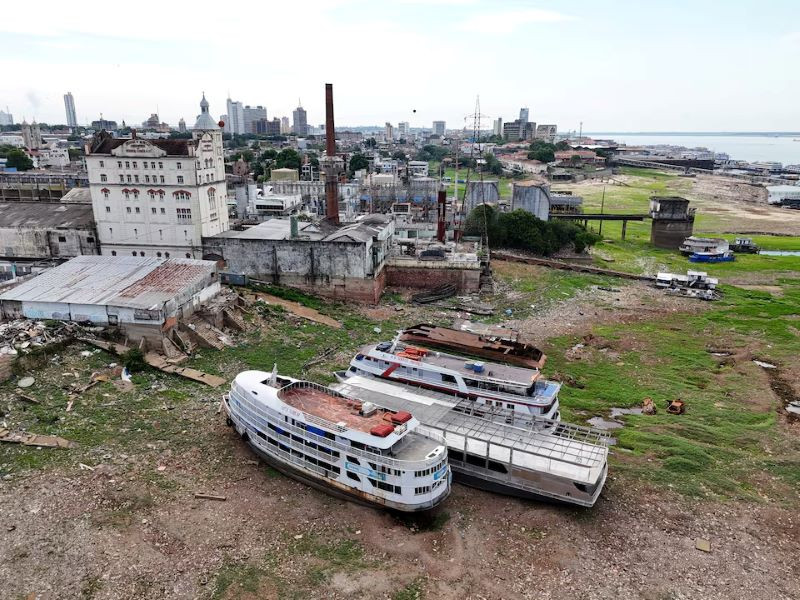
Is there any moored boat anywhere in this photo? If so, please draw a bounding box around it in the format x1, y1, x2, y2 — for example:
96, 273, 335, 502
223, 369, 451, 512
340, 340, 560, 420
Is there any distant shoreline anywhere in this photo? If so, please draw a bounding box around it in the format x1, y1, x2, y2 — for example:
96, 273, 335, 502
587, 132, 800, 137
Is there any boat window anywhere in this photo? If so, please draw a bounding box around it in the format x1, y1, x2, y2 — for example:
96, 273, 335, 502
448, 449, 465, 462
466, 453, 486, 468
488, 460, 508, 474
347, 455, 360, 464
346, 471, 361, 482
442, 374, 456, 383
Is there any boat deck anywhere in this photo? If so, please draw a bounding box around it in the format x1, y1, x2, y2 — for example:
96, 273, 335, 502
391, 432, 442, 461
280, 384, 391, 434
335, 377, 608, 483
368, 343, 540, 384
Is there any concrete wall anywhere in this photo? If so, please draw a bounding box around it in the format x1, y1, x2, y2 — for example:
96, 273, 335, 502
465, 181, 500, 213
0, 227, 99, 260
651, 219, 694, 250
202, 237, 385, 303
385, 264, 481, 293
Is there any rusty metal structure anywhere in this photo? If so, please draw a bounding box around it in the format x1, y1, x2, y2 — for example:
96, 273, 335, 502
436, 189, 447, 242
322, 83, 341, 225
399, 323, 547, 369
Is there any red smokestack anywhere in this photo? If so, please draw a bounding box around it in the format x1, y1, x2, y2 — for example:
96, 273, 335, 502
324, 83, 339, 225
437, 189, 447, 242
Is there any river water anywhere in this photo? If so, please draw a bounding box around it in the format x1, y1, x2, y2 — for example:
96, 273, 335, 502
588, 133, 800, 165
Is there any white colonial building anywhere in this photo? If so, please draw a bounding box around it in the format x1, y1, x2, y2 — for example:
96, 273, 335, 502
85, 95, 229, 258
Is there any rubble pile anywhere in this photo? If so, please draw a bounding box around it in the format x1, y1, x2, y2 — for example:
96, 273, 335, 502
0, 320, 95, 357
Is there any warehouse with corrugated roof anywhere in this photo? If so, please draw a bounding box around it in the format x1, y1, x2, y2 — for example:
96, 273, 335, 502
0, 255, 220, 342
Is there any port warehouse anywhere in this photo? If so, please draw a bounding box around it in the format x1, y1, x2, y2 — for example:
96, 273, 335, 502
0, 255, 220, 344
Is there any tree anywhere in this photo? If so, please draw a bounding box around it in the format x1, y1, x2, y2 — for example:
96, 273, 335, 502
260, 148, 277, 161
364, 137, 377, 148
555, 140, 570, 151
241, 150, 254, 163
348, 152, 369, 176
68, 148, 83, 161
392, 150, 406, 162
483, 152, 503, 176
415, 144, 449, 162
5, 149, 33, 171
275, 148, 301, 170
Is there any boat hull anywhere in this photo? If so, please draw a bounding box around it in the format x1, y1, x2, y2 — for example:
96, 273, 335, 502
450, 461, 607, 508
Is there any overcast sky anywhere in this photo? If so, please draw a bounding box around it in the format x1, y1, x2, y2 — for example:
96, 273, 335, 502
2, 0, 798, 132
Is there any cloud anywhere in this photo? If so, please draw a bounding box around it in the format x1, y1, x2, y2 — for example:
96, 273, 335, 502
456, 8, 573, 33
779, 31, 800, 50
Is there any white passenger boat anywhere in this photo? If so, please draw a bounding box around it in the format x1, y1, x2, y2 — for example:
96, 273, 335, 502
339, 341, 561, 420
335, 376, 609, 507
223, 369, 451, 512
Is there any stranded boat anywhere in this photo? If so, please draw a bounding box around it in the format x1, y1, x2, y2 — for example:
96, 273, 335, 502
399, 323, 547, 370
223, 369, 451, 512
339, 340, 560, 420
335, 376, 609, 507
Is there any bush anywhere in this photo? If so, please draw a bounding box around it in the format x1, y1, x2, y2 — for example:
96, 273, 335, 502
465, 207, 600, 256
122, 348, 147, 373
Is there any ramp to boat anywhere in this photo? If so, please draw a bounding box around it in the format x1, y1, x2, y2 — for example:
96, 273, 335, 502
334, 376, 610, 505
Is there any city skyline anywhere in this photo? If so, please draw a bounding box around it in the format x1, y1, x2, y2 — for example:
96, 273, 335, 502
1, 0, 799, 131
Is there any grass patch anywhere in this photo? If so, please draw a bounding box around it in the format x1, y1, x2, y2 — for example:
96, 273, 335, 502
393, 578, 425, 600
211, 562, 271, 600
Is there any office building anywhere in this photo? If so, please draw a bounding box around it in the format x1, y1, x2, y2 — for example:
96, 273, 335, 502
398, 122, 409, 138
503, 120, 535, 142
432, 121, 446, 137
243, 105, 267, 134
0, 108, 13, 126
178, 118, 187, 133
64, 92, 78, 127
226, 97, 245, 135
535, 124, 557, 142
280, 116, 290, 134
91, 118, 118, 130
84, 94, 229, 258
264, 118, 281, 136
385, 122, 394, 142
493, 117, 503, 137
519, 107, 529, 124
292, 103, 308, 136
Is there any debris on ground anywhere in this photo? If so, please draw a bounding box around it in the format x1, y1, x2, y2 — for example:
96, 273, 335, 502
242, 290, 342, 329
753, 359, 777, 369
642, 397, 656, 414
411, 283, 457, 304
695, 538, 711, 552
80, 339, 226, 388
0, 429, 76, 448
15, 392, 40, 405
17, 376, 35, 388
0, 320, 88, 356
667, 399, 686, 415
193, 492, 227, 501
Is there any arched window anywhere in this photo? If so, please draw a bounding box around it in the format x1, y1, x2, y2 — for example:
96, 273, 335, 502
156, 252, 162, 258
111, 251, 117, 256
165, 252, 170, 258
185, 253, 191, 258
131, 251, 136, 256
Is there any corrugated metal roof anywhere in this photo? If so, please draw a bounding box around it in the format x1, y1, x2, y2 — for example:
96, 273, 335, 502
0, 202, 95, 229
0, 255, 216, 309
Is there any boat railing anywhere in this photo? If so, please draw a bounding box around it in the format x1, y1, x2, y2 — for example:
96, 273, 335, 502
230, 388, 446, 470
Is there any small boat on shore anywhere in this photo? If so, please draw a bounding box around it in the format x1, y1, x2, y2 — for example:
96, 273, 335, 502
223, 369, 451, 512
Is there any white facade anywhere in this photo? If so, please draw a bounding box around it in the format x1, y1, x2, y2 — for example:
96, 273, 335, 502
0, 110, 13, 126
64, 92, 78, 127
86, 96, 229, 259
432, 121, 446, 136
398, 122, 409, 138
38, 147, 70, 168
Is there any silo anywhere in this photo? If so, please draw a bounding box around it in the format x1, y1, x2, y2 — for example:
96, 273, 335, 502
464, 180, 500, 213
511, 180, 551, 220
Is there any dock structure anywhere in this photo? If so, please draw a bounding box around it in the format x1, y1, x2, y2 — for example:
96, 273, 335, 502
334, 376, 610, 507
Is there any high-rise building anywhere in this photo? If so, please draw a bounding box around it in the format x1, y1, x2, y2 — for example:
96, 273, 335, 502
503, 120, 535, 142
243, 105, 267, 134
292, 103, 308, 136
64, 92, 78, 127
264, 118, 281, 136
493, 118, 503, 137
280, 116, 290, 134
385, 122, 394, 141
398, 122, 409, 138
178, 118, 187, 133
0, 108, 13, 126
519, 107, 529, 124
85, 94, 229, 258
225, 97, 245, 135
432, 121, 446, 137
